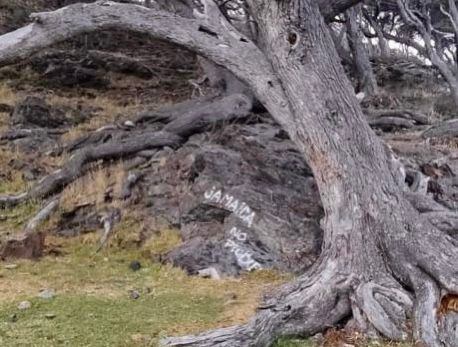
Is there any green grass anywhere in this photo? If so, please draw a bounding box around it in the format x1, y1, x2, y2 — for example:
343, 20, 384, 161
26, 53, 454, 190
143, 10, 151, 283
0, 237, 418, 347
0, 231, 417, 347
0, 236, 286, 346
0, 293, 220, 347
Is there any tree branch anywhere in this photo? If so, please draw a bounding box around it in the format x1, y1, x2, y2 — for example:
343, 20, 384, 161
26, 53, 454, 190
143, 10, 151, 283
319, 0, 363, 22
0, 0, 289, 122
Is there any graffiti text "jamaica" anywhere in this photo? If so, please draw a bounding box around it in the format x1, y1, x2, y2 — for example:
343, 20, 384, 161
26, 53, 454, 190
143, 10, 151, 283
204, 186, 256, 228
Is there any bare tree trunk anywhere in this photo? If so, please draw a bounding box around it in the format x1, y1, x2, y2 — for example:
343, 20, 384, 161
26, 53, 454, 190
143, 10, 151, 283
0, 1, 456, 346
346, 5, 378, 96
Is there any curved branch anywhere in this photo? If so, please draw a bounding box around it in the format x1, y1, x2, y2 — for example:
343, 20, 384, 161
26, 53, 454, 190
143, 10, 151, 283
0, 0, 290, 123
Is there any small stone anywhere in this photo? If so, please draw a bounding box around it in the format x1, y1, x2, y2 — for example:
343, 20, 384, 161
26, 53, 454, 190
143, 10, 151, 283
124, 120, 135, 128
44, 313, 56, 319
17, 301, 31, 310
197, 267, 221, 280
356, 91, 366, 102
129, 260, 141, 272
4, 264, 18, 269
129, 290, 141, 300
38, 288, 55, 300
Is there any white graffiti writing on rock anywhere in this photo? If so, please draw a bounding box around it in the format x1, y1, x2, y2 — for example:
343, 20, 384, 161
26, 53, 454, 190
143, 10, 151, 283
203, 186, 262, 271
224, 239, 262, 271
204, 186, 256, 228
229, 226, 247, 241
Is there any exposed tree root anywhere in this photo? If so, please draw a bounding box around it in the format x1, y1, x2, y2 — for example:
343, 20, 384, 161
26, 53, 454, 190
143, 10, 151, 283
364, 108, 430, 131
163, 261, 352, 346
409, 269, 442, 347
352, 282, 412, 340
369, 117, 415, 130
162, 199, 458, 346
24, 198, 60, 232
366, 109, 430, 125
0, 94, 252, 208
423, 119, 458, 139
0, 128, 66, 142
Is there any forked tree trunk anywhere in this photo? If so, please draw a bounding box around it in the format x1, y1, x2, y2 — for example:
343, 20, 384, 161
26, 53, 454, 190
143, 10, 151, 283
0, 1, 456, 346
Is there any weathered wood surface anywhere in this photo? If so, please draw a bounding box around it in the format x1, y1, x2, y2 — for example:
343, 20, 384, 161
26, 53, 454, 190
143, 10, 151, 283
423, 119, 458, 138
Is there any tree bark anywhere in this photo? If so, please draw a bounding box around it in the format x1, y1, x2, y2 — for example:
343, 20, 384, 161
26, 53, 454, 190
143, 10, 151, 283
0, 1, 456, 346
166, 1, 458, 345
346, 5, 378, 96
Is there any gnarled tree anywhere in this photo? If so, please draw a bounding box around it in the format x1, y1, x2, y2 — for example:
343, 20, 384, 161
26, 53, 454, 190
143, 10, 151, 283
0, 1, 457, 346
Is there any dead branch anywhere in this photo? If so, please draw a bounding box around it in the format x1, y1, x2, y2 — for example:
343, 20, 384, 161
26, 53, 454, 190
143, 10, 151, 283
25, 198, 60, 232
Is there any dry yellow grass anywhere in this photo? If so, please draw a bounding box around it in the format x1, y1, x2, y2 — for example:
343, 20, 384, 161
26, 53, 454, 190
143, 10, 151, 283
0, 84, 17, 131
0, 147, 29, 194
0, 83, 17, 104
142, 228, 183, 256
47, 92, 141, 133
60, 162, 127, 210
